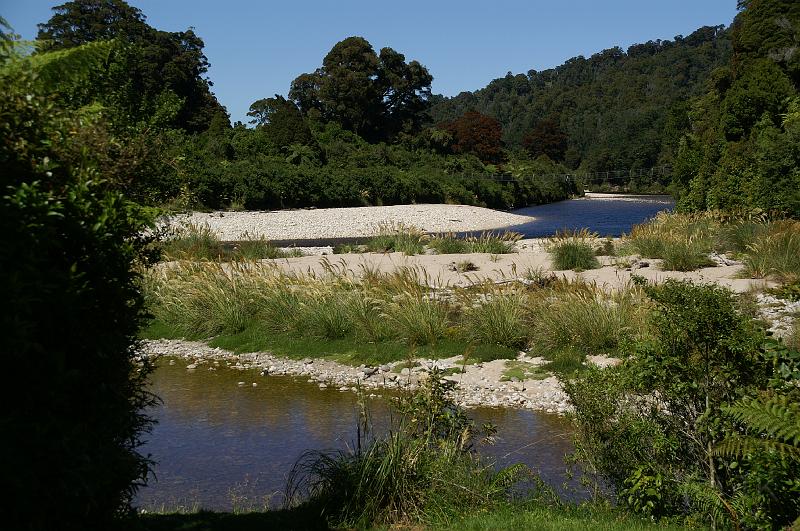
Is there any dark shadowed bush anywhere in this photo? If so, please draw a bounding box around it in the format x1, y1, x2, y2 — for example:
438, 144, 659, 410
1, 72, 156, 530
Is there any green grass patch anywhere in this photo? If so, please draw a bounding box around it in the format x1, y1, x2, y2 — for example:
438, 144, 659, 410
147, 320, 517, 367
547, 229, 601, 271
501, 360, 549, 381
437, 503, 688, 531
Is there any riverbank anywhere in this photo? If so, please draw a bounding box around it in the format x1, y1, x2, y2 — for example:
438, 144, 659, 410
141, 338, 576, 414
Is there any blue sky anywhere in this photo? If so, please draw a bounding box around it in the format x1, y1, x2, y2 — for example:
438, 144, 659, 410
2, 0, 739, 124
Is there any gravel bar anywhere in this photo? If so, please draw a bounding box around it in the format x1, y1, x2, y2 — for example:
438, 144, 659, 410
172, 204, 536, 241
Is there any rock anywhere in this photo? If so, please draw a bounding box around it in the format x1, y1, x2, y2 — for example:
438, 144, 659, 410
362, 367, 378, 377
400, 368, 411, 376
186, 363, 197, 370
260, 369, 269, 376
252, 383, 258, 387
379, 364, 391, 372
509, 377, 520, 383
318, 383, 327, 389
339, 386, 349, 391
237, 381, 245, 387
302, 358, 313, 365
638, 261, 649, 268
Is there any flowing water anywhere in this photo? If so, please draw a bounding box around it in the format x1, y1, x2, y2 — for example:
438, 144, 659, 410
136, 195, 675, 511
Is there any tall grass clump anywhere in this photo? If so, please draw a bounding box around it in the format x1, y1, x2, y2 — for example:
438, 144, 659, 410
462, 288, 531, 348
286, 370, 527, 528
162, 224, 300, 261
529, 284, 648, 367
144, 262, 272, 337
382, 293, 449, 345
627, 213, 717, 271
162, 222, 223, 260
428, 231, 520, 254
741, 220, 800, 282
366, 222, 427, 255
546, 229, 600, 271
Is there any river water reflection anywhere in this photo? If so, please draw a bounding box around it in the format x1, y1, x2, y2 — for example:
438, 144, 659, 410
136, 359, 575, 511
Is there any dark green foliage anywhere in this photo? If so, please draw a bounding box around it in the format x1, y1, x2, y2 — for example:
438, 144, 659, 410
1, 69, 155, 529
431, 26, 731, 172
289, 36, 433, 142
564, 280, 800, 527
37, 0, 225, 132
673, 0, 800, 216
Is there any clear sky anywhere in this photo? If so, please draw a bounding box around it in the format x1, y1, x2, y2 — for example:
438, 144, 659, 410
2, 0, 739, 124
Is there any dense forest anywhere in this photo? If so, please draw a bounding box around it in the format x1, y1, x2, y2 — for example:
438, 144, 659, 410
430, 25, 732, 172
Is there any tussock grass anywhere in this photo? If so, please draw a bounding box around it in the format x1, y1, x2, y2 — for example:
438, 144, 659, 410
462, 290, 531, 348
741, 220, 800, 282
529, 283, 649, 364
162, 223, 300, 261
365, 222, 427, 255
787, 318, 800, 351
143, 258, 652, 367
546, 229, 600, 271
627, 212, 717, 271
285, 371, 528, 528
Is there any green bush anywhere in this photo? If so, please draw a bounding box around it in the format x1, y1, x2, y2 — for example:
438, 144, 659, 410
2, 72, 155, 528
563, 280, 800, 528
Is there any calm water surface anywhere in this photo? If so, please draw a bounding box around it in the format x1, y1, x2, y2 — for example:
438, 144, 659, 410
510, 194, 674, 237
136, 359, 575, 511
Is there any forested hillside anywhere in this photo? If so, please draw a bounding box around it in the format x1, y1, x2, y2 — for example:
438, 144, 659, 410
672, 0, 800, 215
430, 26, 732, 172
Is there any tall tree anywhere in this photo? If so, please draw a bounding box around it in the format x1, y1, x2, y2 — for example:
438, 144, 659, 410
247, 95, 313, 148
37, 0, 224, 132
288, 36, 432, 141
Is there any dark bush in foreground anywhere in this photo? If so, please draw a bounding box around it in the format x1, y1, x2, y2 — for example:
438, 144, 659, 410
1, 72, 156, 529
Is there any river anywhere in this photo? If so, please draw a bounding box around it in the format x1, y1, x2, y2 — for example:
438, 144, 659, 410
135, 194, 674, 511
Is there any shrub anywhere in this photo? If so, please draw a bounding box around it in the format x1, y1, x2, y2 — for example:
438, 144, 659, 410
563, 280, 800, 528
546, 229, 601, 271
2, 70, 155, 528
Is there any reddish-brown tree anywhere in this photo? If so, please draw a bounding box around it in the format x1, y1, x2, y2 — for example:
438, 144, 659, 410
522, 117, 569, 161
439, 111, 503, 163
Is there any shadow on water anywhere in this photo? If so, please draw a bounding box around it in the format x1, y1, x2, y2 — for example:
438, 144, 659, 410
136, 358, 577, 512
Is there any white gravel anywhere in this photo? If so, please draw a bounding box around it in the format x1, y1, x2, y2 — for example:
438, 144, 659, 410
171, 204, 535, 240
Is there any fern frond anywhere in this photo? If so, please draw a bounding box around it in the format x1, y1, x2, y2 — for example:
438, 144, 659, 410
715, 435, 800, 460
2, 40, 115, 94
680, 480, 738, 527
723, 396, 800, 447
